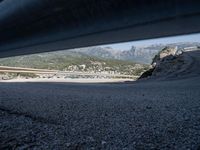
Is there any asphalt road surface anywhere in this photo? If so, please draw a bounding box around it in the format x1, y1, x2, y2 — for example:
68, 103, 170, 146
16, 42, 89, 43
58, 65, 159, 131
0, 51, 200, 149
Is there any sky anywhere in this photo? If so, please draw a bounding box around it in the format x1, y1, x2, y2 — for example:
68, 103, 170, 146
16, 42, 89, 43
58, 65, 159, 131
102, 33, 200, 50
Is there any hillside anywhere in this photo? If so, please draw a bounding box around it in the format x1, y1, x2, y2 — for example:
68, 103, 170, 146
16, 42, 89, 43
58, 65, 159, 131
0, 51, 149, 77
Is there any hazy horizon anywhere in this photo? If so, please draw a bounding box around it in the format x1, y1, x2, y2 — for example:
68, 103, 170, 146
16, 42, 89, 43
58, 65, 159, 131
101, 33, 200, 50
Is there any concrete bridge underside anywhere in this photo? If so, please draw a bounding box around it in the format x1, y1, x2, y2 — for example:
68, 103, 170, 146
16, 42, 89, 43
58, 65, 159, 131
0, 0, 200, 57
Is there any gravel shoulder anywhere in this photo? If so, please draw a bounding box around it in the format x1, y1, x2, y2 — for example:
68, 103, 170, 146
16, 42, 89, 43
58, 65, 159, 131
0, 76, 200, 149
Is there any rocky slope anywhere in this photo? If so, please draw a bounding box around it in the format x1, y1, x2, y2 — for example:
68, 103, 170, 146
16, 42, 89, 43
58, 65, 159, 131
139, 46, 199, 79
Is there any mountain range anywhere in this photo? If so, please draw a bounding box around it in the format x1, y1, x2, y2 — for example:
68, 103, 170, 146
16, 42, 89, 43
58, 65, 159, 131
72, 42, 200, 64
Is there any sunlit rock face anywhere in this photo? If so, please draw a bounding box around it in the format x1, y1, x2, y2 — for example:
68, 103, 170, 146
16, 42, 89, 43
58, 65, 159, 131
152, 46, 178, 65
151, 47, 182, 77
139, 46, 187, 79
